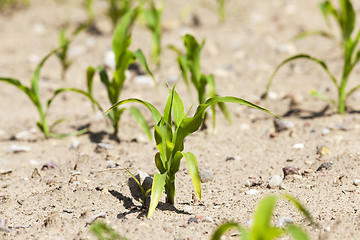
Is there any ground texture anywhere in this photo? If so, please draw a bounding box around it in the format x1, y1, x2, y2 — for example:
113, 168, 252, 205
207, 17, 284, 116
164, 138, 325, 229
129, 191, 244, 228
1, 0, 360, 239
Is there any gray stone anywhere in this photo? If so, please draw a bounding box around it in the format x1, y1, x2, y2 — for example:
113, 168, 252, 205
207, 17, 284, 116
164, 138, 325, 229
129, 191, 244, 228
274, 217, 294, 228
274, 118, 294, 132
199, 169, 213, 183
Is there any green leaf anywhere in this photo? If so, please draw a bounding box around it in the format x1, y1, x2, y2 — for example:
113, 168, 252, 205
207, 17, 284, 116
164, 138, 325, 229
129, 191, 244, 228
285, 224, 311, 240
293, 30, 336, 42
182, 152, 201, 200
148, 172, 167, 218
133, 49, 156, 84
172, 90, 186, 128
155, 152, 166, 174
339, 0, 355, 40
173, 96, 277, 154
0, 77, 35, 103
105, 98, 162, 124
86, 66, 96, 96
129, 106, 152, 140
90, 222, 129, 240
309, 89, 336, 106
47, 87, 103, 112
48, 128, 88, 139
211, 222, 245, 240
283, 194, 317, 226
265, 54, 338, 99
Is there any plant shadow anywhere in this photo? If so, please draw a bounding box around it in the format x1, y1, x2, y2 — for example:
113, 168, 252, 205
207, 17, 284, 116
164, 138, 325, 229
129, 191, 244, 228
107, 189, 192, 219
281, 105, 334, 119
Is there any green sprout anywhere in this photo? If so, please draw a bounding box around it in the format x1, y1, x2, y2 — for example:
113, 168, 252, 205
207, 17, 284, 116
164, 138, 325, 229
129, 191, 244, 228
211, 194, 318, 240
143, 0, 163, 67
90, 222, 129, 240
171, 34, 231, 129
126, 169, 152, 209
0, 0, 29, 11
106, 0, 132, 29
56, 25, 85, 80
0, 50, 96, 138
87, 8, 154, 140
216, 0, 226, 23
265, 0, 360, 114
106, 85, 276, 218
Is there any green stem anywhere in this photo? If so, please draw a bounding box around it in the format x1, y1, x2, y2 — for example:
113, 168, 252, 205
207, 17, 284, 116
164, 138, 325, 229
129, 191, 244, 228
338, 81, 347, 114
38, 106, 49, 137
165, 179, 175, 204
151, 33, 161, 66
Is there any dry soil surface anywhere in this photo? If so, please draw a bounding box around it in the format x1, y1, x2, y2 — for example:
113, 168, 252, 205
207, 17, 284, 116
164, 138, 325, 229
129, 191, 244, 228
1, 0, 360, 239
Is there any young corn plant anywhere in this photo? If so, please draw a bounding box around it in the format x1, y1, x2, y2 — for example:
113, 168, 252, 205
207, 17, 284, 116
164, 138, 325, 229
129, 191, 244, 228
216, 0, 226, 23
211, 194, 318, 240
171, 34, 231, 129
143, 0, 163, 67
90, 222, 129, 240
56, 25, 85, 80
106, 0, 132, 29
265, 0, 360, 114
87, 8, 154, 140
126, 169, 152, 209
106, 85, 276, 218
0, 50, 96, 138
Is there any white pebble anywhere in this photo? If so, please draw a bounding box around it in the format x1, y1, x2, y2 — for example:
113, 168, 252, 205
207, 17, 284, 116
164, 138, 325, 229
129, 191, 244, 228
7, 144, 31, 154
245, 189, 259, 195
353, 179, 360, 186
268, 175, 283, 188
292, 143, 304, 149
321, 128, 330, 135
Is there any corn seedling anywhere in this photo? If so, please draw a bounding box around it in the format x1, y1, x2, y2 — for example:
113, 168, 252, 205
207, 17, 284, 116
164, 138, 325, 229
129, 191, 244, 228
87, 8, 154, 140
0, 0, 29, 11
171, 34, 231, 129
90, 222, 129, 240
106, 0, 132, 29
56, 25, 85, 80
0, 50, 97, 138
211, 194, 318, 240
126, 169, 152, 209
265, 0, 360, 114
106, 84, 276, 218
216, 0, 226, 23
143, 0, 163, 67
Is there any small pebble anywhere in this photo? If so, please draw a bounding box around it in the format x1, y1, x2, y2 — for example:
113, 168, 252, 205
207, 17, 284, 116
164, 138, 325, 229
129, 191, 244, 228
69, 140, 80, 150
202, 216, 214, 223
353, 179, 360, 186
85, 212, 106, 226
245, 189, 259, 195
316, 162, 333, 172
282, 166, 300, 177
274, 217, 294, 228
41, 162, 59, 170
316, 145, 331, 156
188, 217, 199, 224
95, 143, 114, 153
103, 50, 115, 69
273, 118, 294, 132
7, 144, 31, 154
134, 75, 155, 86
0, 218, 9, 233
321, 128, 330, 135
226, 156, 234, 161
183, 206, 193, 213
334, 123, 350, 131
268, 175, 283, 188
292, 143, 304, 149
29, 159, 39, 166
136, 222, 151, 230
199, 170, 213, 183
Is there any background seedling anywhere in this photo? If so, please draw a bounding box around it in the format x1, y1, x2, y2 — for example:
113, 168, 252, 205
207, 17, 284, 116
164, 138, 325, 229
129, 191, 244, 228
265, 0, 360, 114
106, 0, 132, 29
87, 8, 154, 140
106, 85, 276, 218
216, 0, 226, 23
56, 24, 85, 80
0, 0, 29, 12
143, 0, 164, 67
211, 194, 318, 240
0, 50, 95, 138
171, 34, 231, 129
90, 222, 129, 240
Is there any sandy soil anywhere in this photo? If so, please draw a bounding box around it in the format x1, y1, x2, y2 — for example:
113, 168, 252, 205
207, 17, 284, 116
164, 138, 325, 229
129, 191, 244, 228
1, 0, 360, 239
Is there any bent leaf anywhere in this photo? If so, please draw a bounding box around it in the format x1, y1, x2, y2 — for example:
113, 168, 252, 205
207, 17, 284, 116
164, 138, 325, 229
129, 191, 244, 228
148, 172, 167, 218
183, 152, 201, 200
210, 222, 245, 240
129, 106, 152, 140
265, 54, 338, 99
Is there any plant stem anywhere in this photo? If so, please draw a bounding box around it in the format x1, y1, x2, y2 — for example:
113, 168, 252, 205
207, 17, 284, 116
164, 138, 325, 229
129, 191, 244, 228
338, 80, 347, 114
165, 179, 175, 204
